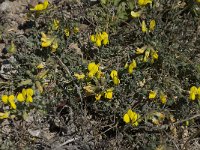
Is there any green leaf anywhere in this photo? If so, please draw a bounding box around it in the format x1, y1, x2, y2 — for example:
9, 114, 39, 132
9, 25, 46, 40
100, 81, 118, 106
101, 0, 107, 5
127, 1, 134, 10
114, 0, 121, 6
18, 79, 32, 87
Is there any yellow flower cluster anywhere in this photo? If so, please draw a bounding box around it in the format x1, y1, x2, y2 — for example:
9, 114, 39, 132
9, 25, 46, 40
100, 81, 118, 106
30, 0, 48, 11
131, 0, 153, 18
74, 62, 104, 80
2, 95, 16, 109
90, 32, 109, 47
189, 86, 200, 100
74, 62, 115, 101
17, 88, 34, 103
125, 59, 137, 74
95, 88, 113, 101
88, 62, 100, 78
141, 20, 156, 33
138, 0, 153, 6
83, 84, 113, 101
123, 109, 141, 126
110, 70, 120, 85
148, 90, 167, 104
1, 88, 34, 112
135, 47, 158, 63
0, 88, 33, 119
149, 90, 157, 99
41, 32, 58, 52
64, 28, 70, 37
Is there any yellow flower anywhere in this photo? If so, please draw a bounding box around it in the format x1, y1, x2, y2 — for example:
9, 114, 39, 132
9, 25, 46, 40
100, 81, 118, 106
123, 113, 130, 123
132, 121, 139, 126
149, 19, 156, 31
22, 88, 27, 98
104, 89, 113, 100
73, 27, 79, 34
26, 95, 33, 103
2, 95, 8, 104
37, 62, 45, 69
149, 90, 157, 99
74, 73, 85, 80
160, 93, 167, 104
30, 0, 48, 11
8, 95, 16, 109
41, 32, 58, 52
52, 19, 59, 30
190, 93, 196, 101
10, 101, 16, 109
126, 109, 140, 126
88, 62, 99, 78
196, 0, 200, 2
95, 93, 102, 101
88, 72, 94, 78
102, 38, 109, 45
95, 38, 102, 47
135, 47, 145, 54
151, 49, 158, 60
27, 88, 34, 97
8, 95, 15, 102
141, 20, 148, 33
88, 62, 99, 72
131, 11, 141, 18
41, 32, 54, 47
124, 62, 129, 69
90, 35, 96, 42
91, 32, 109, 47
51, 39, 58, 53
197, 87, 200, 99
110, 70, 120, 85
96, 70, 104, 79
96, 33, 103, 41
113, 76, 120, 85
138, 0, 153, 6
110, 70, 118, 78
127, 109, 134, 120
101, 32, 108, 39
101, 32, 109, 45
0, 111, 10, 119
128, 59, 137, 74
17, 93, 25, 102
64, 28, 70, 37
189, 86, 198, 100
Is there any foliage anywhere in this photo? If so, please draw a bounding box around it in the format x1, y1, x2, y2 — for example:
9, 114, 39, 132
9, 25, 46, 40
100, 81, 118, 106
0, 0, 200, 149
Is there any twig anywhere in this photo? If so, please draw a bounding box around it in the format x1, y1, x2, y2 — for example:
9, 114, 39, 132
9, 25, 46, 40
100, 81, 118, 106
164, 130, 180, 150
182, 130, 200, 150
53, 54, 83, 111
173, 113, 200, 125
55, 137, 80, 149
